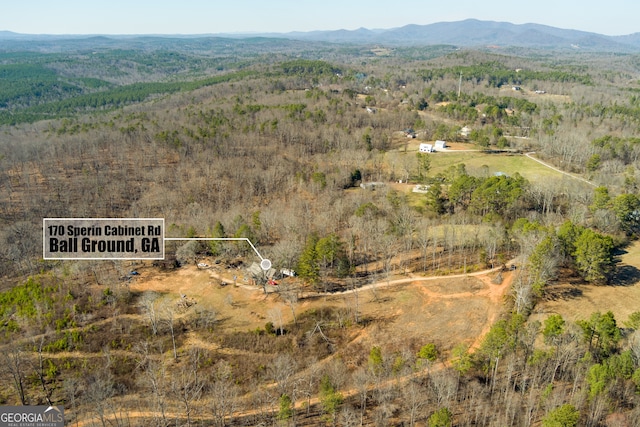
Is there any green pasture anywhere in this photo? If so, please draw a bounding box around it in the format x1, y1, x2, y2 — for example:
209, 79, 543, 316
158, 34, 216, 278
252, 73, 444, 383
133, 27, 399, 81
387, 149, 573, 184
431, 152, 565, 183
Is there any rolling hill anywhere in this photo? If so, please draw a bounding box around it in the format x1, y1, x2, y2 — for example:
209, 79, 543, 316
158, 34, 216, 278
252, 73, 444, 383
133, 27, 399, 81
2, 19, 640, 52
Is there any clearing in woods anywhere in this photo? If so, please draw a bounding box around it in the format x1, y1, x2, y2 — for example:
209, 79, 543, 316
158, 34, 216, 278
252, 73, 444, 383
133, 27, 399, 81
385, 145, 576, 185
531, 240, 640, 325
130, 262, 516, 354
131, 237, 640, 357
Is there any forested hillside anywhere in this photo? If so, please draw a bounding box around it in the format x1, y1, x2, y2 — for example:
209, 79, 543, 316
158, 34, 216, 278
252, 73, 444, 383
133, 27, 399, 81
1, 37, 640, 426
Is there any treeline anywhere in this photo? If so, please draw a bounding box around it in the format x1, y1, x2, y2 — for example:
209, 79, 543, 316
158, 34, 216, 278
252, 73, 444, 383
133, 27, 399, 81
0, 70, 255, 125
0, 46, 261, 125
280, 59, 343, 76
0, 63, 86, 108
418, 61, 594, 87
590, 134, 640, 166
420, 165, 527, 219
428, 89, 538, 132
467, 308, 640, 426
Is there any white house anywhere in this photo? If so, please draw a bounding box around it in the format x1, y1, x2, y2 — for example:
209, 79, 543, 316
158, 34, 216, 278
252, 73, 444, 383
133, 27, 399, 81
435, 140, 447, 150
412, 184, 430, 193
419, 143, 433, 153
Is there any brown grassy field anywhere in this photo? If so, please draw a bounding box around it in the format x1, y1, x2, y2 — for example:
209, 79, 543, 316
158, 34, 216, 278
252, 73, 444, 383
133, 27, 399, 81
130, 261, 515, 355
531, 240, 640, 325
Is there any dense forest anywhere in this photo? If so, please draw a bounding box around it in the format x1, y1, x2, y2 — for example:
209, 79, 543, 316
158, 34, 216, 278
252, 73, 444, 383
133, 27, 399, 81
1, 36, 640, 426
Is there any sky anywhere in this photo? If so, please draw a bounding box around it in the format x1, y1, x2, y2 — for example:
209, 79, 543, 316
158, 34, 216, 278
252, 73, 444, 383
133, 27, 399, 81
1, 0, 639, 37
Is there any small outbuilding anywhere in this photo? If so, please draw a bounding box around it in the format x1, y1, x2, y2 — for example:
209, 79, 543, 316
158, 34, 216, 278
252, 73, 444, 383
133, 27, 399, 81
403, 128, 416, 138
419, 143, 434, 153
435, 140, 447, 150
360, 182, 386, 190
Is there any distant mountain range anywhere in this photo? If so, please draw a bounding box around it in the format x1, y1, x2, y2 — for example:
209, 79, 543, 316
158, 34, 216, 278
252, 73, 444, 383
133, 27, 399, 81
2, 19, 640, 52
276, 19, 640, 51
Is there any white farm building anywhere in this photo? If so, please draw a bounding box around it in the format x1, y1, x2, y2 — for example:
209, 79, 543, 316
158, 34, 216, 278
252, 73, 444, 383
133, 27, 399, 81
419, 143, 434, 153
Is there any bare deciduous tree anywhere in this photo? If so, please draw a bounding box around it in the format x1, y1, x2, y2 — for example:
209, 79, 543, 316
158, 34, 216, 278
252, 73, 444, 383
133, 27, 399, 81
140, 291, 161, 335
161, 302, 178, 360
0, 345, 28, 404
171, 350, 204, 427
278, 281, 299, 324
269, 353, 297, 397
209, 361, 239, 427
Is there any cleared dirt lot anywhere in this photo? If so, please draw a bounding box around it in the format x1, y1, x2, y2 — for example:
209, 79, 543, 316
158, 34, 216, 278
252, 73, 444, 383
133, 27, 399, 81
131, 236, 640, 355
130, 262, 515, 353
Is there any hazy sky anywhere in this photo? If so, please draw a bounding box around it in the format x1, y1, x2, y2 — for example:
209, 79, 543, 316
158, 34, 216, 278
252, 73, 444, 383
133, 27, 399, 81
2, 0, 638, 36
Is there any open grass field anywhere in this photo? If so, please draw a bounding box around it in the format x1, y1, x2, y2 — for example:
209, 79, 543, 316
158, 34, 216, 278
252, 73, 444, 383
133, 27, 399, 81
386, 144, 579, 185
429, 151, 571, 183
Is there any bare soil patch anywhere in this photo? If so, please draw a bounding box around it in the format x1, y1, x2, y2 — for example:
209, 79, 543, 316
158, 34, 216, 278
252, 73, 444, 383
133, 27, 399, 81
129, 264, 274, 331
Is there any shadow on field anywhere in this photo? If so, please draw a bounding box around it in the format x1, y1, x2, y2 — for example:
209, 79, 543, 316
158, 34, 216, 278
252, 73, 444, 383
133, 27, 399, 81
543, 285, 583, 301
611, 265, 640, 287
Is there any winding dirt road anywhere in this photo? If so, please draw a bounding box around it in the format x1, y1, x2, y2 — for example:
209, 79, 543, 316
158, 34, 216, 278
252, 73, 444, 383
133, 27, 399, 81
73, 263, 516, 426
